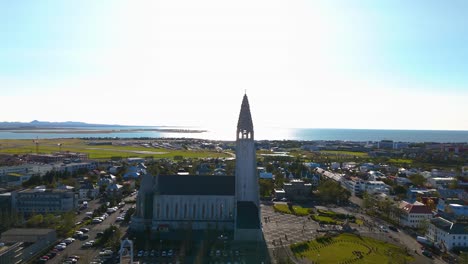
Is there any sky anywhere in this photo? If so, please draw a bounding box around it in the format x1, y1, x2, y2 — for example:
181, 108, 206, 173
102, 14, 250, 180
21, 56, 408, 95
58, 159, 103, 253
1, 0, 467, 131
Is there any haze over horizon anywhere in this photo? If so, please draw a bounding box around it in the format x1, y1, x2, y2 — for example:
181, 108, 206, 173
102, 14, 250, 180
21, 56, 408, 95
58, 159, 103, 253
1, 1, 467, 131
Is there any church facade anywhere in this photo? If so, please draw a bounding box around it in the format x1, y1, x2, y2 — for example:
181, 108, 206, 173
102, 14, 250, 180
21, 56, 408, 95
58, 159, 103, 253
130, 95, 262, 241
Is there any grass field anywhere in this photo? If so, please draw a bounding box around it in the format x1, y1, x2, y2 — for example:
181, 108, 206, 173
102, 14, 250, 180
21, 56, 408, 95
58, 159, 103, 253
319, 150, 369, 158
0, 139, 231, 160
311, 214, 340, 224
273, 204, 311, 216
291, 233, 413, 264
388, 158, 413, 164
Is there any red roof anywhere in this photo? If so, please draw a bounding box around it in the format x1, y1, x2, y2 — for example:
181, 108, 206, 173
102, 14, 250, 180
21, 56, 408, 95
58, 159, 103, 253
403, 202, 432, 214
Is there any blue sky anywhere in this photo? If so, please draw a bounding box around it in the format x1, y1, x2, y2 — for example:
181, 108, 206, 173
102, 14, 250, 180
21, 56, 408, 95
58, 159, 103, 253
1, 0, 467, 130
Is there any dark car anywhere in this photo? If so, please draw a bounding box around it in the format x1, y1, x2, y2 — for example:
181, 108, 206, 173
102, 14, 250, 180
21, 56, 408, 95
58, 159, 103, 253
422, 250, 433, 258
96, 232, 104, 238
388, 226, 399, 232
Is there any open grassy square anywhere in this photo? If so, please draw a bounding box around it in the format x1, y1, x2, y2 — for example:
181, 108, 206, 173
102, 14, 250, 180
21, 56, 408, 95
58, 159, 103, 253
291, 233, 413, 264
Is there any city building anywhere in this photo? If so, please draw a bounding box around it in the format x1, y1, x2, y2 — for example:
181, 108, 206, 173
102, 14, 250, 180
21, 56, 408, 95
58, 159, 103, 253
131, 95, 262, 241
0, 228, 56, 264
78, 182, 99, 200
377, 140, 394, 149
427, 217, 468, 251
282, 179, 312, 200
12, 186, 77, 214
398, 201, 433, 228
428, 177, 456, 188
343, 179, 390, 196
57, 161, 97, 174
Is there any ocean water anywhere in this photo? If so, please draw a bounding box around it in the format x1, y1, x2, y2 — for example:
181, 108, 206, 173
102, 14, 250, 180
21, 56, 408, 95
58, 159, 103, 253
0, 126, 467, 143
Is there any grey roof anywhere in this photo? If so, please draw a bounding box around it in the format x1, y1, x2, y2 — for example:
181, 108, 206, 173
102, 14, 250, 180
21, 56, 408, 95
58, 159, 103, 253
158, 175, 235, 196
236, 201, 260, 229
430, 217, 468, 234
237, 94, 254, 134
1, 228, 56, 242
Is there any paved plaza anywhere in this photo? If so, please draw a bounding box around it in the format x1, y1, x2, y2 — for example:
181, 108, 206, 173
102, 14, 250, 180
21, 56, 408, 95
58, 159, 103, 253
261, 203, 320, 249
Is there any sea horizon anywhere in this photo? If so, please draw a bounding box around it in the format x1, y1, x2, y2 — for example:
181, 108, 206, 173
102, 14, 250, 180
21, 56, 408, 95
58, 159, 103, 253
0, 126, 467, 143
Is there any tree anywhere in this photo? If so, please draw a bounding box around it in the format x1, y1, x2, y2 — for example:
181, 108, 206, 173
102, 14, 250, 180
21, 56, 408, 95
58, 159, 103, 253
317, 180, 350, 204
259, 179, 274, 197
408, 174, 426, 187
393, 185, 408, 199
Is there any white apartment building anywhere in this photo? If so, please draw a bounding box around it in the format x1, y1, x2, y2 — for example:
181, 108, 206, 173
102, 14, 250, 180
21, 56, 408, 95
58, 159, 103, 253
344, 179, 390, 196
427, 217, 468, 250
12, 186, 77, 214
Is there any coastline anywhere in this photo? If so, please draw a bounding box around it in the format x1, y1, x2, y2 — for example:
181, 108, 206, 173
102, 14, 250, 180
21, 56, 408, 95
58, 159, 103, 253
0, 128, 207, 134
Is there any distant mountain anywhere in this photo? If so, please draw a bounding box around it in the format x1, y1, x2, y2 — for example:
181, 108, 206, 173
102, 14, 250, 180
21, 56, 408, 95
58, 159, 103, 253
0, 120, 125, 128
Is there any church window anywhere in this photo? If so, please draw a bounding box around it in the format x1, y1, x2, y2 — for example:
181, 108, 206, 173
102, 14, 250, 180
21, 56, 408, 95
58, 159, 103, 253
156, 203, 160, 218
193, 204, 196, 218
211, 204, 214, 219
219, 204, 223, 218
166, 204, 169, 218
202, 205, 205, 219
175, 204, 178, 218
184, 204, 187, 218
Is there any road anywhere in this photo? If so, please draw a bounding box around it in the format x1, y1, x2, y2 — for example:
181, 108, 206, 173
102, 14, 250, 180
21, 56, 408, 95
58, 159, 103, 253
47, 196, 134, 264
348, 195, 447, 264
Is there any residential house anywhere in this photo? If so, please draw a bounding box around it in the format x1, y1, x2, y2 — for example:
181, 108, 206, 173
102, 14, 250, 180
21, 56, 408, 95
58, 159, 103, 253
398, 201, 433, 228
79, 182, 99, 200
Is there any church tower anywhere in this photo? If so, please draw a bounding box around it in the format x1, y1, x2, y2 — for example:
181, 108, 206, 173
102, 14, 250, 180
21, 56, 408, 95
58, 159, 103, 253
235, 94, 262, 241
235, 94, 259, 206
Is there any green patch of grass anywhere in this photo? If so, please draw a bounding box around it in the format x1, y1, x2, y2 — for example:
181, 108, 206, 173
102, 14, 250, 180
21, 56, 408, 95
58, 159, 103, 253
273, 204, 311, 216
291, 233, 413, 264
388, 158, 413, 164
0, 139, 230, 160
310, 214, 340, 224
319, 150, 369, 157
292, 206, 311, 216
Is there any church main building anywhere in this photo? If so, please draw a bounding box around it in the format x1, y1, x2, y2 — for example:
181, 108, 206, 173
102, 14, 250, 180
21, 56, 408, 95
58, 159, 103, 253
131, 95, 262, 241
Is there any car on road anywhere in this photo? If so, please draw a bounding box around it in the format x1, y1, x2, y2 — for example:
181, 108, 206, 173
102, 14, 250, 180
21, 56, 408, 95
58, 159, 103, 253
92, 218, 103, 224
422, 250, 433, 258
63, 238, 75, 244
79, 227, 90, 233
388, 226, 399, 232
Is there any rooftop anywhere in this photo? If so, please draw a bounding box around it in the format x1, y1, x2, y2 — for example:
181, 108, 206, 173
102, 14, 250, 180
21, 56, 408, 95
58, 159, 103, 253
430, 217, 468, 235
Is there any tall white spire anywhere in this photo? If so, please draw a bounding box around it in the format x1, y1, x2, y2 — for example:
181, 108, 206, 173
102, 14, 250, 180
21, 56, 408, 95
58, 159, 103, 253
237, 94, 254, 140
235, 94, 259, 205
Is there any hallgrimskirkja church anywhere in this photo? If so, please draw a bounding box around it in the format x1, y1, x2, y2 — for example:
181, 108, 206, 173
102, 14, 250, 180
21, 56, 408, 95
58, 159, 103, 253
130, 95, 263, 241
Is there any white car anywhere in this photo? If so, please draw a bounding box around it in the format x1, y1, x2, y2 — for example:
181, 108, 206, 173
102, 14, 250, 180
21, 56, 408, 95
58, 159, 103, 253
63, 238, 75, 244
92, 218, 103, 224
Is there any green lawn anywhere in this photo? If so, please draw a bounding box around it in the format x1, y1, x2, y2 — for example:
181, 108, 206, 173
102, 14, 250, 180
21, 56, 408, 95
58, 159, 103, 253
311, 214, 340, 224
0, 139, 230, 160
388, 158, 413, 164
319, 150, 369, 158
291, 233, 413, 264
273, 204, 311, 216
